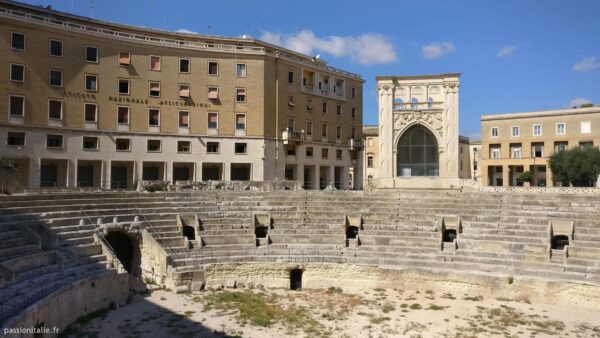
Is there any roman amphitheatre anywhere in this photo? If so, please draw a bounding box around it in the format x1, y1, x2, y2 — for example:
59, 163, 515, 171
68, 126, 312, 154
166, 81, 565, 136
1, 185, 600, 337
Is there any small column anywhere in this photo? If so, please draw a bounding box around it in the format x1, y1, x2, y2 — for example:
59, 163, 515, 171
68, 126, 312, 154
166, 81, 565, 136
329, 166, 335, 187
67, 159, 76, 188
502, 166, 510, 187
314, 165, 320, 190
164, 161, 171, 182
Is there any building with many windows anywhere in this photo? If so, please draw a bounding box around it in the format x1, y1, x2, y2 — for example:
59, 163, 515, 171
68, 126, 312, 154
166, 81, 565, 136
0, 1, 363, 192
480, 106, 600, 187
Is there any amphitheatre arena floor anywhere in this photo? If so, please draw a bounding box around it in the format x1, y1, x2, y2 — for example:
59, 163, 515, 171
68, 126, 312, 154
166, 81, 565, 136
64, 286, 600, 338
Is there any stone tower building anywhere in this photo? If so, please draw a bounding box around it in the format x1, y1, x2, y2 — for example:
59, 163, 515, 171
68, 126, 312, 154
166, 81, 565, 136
376, 73, 460, 188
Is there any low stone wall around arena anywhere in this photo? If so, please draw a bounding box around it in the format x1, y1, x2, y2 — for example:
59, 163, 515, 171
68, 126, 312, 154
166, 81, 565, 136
2, 270, 129, 338
179, 262, 600, 308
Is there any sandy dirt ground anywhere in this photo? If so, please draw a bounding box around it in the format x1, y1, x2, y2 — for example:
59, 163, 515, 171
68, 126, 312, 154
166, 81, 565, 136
67, 286, 600, 338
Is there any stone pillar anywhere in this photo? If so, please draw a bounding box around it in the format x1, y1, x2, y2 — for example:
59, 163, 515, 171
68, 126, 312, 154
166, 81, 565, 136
314, 165, 320, 190
377, 84, 394, 179
502, 166, 510, 187
67, 159, 76, 187
442, 81, 460, 178
29, 156, 40, 188
329, 166, 335, 186
547, 168, 554, 187
165, 161, 171, 182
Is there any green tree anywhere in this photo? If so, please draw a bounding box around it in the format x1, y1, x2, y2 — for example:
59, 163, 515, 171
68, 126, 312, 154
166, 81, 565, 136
549, 146, 600, 187
518, 171, 533, 183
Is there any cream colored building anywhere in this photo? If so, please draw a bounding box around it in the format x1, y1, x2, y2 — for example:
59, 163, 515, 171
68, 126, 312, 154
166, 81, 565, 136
481, 106, 600, 187
468, 140, 482, 184
0, 1, 364, 192
375, 74, 460, 188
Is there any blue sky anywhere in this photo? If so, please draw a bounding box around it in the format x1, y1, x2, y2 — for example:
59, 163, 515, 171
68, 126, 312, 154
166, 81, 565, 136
21, 0, 600, 139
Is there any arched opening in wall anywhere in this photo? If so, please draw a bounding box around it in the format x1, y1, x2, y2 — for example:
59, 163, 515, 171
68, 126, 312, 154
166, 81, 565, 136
427, 97, 434, 109
442, 228, 457, 243
105, 231, 140, 276
411, 97, 419, 110
551, 235, 569, 250
182, 225, 195, 241
397, 124, 439, 177
346, 226, 359, 239
290, 268, 303, 290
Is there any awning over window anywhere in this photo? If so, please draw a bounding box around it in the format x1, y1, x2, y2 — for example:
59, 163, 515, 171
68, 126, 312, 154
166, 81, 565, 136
119, 52, 130, 65
208, 90, 218, 100
288, 101, 295, 107
179, 88, 190, 97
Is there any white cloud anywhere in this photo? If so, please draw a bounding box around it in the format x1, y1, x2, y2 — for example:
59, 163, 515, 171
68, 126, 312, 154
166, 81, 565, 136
570, 97, 592, 107
260, 30, 397, 65
175, 28, 197, 34
422, 42, 455, 59
573, 57, 600, 72
497, 46, 517, 58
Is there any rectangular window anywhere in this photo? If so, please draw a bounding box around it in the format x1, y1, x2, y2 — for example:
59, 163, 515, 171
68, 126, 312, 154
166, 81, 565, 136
322, 123, 328, 138
179, 111, 189, 128
288, 95, 295, 109
149, 55, 161, 71
491, 127, 499, 138
84, 103, 97, 122
49, 39, 62, 57
147, 140, 161, 152
288, 70, 294, 84
322, 102, 328, 114
10, 64, 24, 82
511, 145, 521, 159
235, 114, 246, 130
351, 127, 356, 139
287, 118, 294, 131
7, 132, 25, 146
85, 46, 98, 63
579, 141, 593, 149
148, 109, 160, 126
532, 143, 544, 158
179, 58, 190, 73
117, 106, 130, 124
336, 125, 342, 139
336, 149, 343, 160
11, 32, 25, 50
236, 63, 246, 77
336, 105, 342, 116
235, 143, 247, 154
581, 121, 591, 134
306, 121, 313, 136
351, 87, 356, 98
236, 88, 246, 102
490, 147, 501, 159
46, 134, 63, 148
85, 74, 98, 92
49, 69, 63, 87
208, 86, 219, 100
351, 107, 356, 119
82, 136, 98, 150
554, 141, 567, 153
208, 61, 218, 75
9, 95, 24, 116
511, 126, 520, 137
118, 79, 130, 95
208, 112, 218, 129
119, 52, 130, 67
556, 123, 566, 135
116, 138, 131, 151
149, 81, 161, 97
306, 147, 313, 158
48, 100, 63, 120
207, 142, 219, 153
179, 84, 190, 98
321, 148, 329, 159
177, 141, 191, 153
306, 98, 313, 111
367, 156, 373, 167
533, 124, 542, 136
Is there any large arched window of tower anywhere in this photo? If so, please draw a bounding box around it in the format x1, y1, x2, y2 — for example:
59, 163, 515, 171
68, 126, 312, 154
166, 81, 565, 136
397, 124, 439, 177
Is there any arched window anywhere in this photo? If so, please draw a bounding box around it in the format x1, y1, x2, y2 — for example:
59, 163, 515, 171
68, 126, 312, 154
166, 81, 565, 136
394, 98, 404, 110
411, 97, 419, 110
428, 97, 434, 109
397, 124, 439, 177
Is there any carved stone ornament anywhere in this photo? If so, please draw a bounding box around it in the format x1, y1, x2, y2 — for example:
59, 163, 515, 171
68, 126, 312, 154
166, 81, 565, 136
393, 110, 444, 137
443, 82, 459, 93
